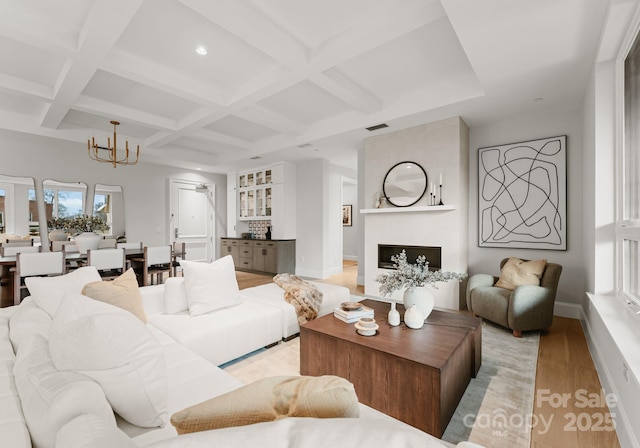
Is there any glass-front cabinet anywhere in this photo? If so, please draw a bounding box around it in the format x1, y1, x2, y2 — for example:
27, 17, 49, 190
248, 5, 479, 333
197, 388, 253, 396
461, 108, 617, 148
238, 168, 272, 220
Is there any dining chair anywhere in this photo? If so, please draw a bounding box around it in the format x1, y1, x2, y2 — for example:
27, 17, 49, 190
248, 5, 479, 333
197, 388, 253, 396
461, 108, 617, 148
3, 238, 33, 247
98, 237, 117, 249
14, 251, 65, 305
0, 245, 41, 257
171, 241, 187, 277
50, 240, 70, 251
86, 248, 126, 280
62, 243, 81, 272
117, 242, 144, 250
142, 245, 172, 285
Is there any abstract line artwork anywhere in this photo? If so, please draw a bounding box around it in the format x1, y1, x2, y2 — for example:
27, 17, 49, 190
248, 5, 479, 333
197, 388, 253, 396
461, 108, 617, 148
478, 135, 566, 250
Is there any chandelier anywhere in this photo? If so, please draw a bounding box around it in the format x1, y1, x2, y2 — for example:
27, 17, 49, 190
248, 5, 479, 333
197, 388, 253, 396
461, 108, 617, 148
88, 120, 139, 168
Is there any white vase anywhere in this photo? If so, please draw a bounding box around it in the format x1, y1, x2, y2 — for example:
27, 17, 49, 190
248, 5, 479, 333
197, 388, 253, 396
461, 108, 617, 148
404, 304, 424, 329
388, 302, 400, 326
403, 286, 435, 320
74, 232, 101, 254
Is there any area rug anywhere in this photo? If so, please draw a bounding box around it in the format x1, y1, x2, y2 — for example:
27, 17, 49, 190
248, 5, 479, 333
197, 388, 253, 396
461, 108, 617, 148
222, 321, 539, 448
441, 321, 540, 448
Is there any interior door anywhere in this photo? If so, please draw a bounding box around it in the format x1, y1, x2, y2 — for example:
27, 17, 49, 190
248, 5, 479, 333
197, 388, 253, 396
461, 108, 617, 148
169, 179, 214, 262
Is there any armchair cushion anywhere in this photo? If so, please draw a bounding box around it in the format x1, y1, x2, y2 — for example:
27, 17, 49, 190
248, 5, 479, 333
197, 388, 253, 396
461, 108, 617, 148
495, 257, 546, 291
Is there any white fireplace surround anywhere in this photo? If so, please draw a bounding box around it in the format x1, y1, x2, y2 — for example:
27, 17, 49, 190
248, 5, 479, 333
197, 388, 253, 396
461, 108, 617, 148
362, 117, 469, 310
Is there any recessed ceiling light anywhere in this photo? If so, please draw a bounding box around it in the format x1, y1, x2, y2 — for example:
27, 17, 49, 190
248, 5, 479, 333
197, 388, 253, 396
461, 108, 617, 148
196, 167, 201, 170
196, 46, 207, 56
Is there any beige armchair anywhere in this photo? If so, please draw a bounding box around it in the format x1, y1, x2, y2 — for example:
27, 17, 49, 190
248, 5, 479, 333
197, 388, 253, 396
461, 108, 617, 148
466, 258, 562, 337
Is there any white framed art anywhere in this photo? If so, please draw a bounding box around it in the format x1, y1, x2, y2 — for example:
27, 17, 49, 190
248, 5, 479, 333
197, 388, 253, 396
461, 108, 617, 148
478, 135, 567, 250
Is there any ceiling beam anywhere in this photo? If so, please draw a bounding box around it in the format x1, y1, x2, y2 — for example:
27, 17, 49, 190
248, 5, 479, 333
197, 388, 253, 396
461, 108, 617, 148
310, 69, 381, 114
39, 0, 145, 130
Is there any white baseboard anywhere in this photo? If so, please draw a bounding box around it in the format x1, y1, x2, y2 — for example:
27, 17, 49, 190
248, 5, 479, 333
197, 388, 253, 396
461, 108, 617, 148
343, 255, 358, 261
554, 301, 582, 319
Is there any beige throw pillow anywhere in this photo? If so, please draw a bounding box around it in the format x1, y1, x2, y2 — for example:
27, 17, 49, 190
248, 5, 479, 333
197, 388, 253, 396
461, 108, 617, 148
81, 268, 146, 323
495, 257, 547, 291
170, 375, 359, 434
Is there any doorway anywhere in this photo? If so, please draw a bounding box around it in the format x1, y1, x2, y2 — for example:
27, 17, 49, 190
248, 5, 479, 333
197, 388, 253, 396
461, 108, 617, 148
169, 179, 215, 262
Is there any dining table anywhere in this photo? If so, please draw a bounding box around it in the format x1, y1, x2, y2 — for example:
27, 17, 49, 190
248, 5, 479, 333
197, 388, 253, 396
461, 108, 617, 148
0, 248, 147, 308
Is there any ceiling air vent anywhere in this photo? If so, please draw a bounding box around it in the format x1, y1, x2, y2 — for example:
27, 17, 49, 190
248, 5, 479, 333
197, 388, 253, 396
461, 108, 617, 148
250, 156, 261, 160
366, 123, 388, 132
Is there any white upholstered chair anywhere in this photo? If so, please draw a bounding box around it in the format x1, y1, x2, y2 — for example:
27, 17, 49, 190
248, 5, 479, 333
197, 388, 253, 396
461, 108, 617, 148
14, 251, 65, 305
86, 248, 126, 280
142, 245, 172, 285
0, 245, 41, 257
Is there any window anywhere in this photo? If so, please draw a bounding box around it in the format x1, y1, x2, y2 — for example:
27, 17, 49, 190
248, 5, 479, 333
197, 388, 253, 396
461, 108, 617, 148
93, 193, 112, 235
621, 30, 640, 305
44, 188, 84, 219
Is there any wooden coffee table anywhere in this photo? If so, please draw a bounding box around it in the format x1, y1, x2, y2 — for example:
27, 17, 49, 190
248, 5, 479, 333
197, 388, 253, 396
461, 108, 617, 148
300, 299, 481, 437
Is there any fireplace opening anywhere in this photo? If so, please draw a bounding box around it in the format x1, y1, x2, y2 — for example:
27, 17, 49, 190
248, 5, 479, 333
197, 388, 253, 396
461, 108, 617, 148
378, 244, 441, 271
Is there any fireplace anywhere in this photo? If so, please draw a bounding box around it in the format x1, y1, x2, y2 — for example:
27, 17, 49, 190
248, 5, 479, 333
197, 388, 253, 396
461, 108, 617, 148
378, 244, 441, 271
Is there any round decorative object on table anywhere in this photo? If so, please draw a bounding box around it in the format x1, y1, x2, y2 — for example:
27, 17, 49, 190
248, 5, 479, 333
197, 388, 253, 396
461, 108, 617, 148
74, 232, 101, 254
403, 286, 435, 320
387, 302, 400, 326
404, 304, 424, 329
355, 317, 379, 336
340, 301, 362, 312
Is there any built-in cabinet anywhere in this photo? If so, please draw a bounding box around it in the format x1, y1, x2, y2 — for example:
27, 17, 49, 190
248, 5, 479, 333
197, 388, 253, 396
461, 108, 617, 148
238, 168, 272, 220
221, 238, 295, 274
227, 162, 296, 240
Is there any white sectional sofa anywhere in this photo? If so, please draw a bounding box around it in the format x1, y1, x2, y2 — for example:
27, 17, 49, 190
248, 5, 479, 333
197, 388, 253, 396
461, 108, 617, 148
0, 264, 482, 448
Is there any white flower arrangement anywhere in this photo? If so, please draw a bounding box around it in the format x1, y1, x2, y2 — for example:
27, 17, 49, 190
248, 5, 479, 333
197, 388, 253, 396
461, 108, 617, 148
375, 249, 467, 297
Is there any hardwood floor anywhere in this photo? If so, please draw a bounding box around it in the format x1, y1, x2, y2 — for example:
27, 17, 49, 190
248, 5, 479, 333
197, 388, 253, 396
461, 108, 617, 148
235, 263, 621, 448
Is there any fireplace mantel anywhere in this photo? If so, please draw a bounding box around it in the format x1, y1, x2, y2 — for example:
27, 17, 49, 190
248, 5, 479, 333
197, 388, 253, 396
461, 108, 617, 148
360, 205, 455, 214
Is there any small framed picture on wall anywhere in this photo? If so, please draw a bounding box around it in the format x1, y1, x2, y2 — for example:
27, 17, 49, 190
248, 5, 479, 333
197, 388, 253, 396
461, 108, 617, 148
342, 205, 352, 226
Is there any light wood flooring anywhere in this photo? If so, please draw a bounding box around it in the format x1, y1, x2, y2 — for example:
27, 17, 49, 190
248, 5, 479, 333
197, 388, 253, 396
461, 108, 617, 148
234, 263, 620, 448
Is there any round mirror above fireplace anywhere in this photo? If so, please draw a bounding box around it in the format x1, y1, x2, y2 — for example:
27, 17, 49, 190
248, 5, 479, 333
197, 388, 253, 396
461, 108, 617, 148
382, 161, 428, 207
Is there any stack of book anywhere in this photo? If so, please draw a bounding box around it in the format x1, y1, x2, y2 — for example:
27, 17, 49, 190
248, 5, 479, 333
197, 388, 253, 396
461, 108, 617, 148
333, 304, 374, 323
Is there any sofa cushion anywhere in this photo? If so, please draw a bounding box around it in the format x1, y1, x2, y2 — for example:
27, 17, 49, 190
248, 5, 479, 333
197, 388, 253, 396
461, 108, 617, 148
56, 414, 136, 448
179, 256, 240, 316
170, 375, 359, 434
25, 266, 102, 317
495, 257, 547, 291
13, 335, 116, 448
48, 294, 168, 428
81, 268, 147, 323
9, 298, 52, 353
163, 277, 188, 314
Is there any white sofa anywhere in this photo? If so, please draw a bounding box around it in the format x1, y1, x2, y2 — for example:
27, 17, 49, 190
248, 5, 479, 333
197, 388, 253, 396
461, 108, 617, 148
0, 268, 481, 448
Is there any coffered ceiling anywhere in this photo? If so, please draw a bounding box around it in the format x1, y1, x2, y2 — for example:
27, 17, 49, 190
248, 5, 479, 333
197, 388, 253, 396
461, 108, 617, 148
0, 0, 612, 173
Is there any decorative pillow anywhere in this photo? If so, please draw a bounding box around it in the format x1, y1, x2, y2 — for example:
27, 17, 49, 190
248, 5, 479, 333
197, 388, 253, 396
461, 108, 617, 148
13, 335, 116, 448
170, 375, 359, 434
49, 293, 168, 428
55, 414, 137, 448
25, 266, 102, 317
495, 257, 547, 291
179, 256, 240, 316
8, 298, 52, 352
81, 268, 147, 323
163, 277, 188, 314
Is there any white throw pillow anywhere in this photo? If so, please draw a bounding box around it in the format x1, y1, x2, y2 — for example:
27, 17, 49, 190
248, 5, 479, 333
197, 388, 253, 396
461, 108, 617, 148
163, 277, 188, 314
56, 414, 136, 448
26, 266, 102, 317
9, 298, 52, 352
180, 256, 240, 316
13, 335, 116, 448
48, 293, 168, 428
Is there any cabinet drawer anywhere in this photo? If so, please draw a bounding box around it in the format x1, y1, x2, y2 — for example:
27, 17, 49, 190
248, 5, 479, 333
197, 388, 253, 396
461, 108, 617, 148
240, 247, 253, 256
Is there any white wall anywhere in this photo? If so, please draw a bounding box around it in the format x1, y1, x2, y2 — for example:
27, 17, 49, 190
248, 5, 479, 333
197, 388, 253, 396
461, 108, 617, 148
468, 106, 585, 308
342, 182, 358, 260
362, 117, 469, 309
0, 132, 227, 258
295, 159, 357, 279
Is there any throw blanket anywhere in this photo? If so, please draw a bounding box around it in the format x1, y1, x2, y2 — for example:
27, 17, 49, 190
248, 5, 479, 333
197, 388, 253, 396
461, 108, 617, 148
273, 274, 323, 324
